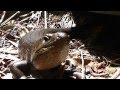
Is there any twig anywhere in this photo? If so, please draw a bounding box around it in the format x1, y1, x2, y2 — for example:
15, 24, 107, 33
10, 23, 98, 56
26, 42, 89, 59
0, 11, 6, 24
80, 50, 86, 79
91, 71, 109, 77
7, 39, 18, 48
0, 11, 20, 27
37, 11, 42, 26
111, 58, 120, 66
103, 56, 120, 66
44, 11, 47, 29
19, 17, 30, 23
19, 11, 33, 17
0, 71, 6, 76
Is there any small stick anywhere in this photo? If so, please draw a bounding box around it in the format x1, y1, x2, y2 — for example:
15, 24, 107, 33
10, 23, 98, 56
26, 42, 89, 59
44, 11, 47, 29
19, 11, 33, 17
1, 11, 20, 27
81, 50, 86, 79
19, 16, 30, 23
7, 39, 18, 48
0, 11, 6, 24
36, 11, 42, 26
91, 71, 109, 77
103, 56, 120, 66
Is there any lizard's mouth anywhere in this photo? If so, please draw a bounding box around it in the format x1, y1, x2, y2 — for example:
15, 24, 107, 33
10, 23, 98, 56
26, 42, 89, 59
31, 45, 54, 62
35, 46, 54, 55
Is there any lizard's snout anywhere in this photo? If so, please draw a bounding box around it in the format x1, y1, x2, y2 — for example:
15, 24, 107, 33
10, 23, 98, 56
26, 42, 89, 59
56, 32, 68, 39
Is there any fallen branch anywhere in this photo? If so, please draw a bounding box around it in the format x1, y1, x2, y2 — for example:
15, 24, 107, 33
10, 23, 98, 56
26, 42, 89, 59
80, 50, 86, 79
44, 11, 47, 29
0, 11, 20, 27
0, 11, 6, 24
7, 39, 18, 48
19, 11, 33, 18
37, 11, 42, 26
19, 17, 30, 23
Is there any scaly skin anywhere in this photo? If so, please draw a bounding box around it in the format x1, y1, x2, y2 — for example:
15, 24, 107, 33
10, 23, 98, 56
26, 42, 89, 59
10, 28, 71, 79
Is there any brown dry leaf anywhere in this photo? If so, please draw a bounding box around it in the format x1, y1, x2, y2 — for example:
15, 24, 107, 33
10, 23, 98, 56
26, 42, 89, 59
73, 72, 82, 79
86, 65, 92, 72
91, 71, 109, 77
69, 50, 81, 58
70, 59, 82, 68
71, 58, 91, 67
68, 49, 92, 68
1, 25, 14, 31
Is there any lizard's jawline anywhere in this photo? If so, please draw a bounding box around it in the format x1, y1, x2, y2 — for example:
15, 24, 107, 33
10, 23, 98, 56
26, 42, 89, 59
31, 46, 54, 62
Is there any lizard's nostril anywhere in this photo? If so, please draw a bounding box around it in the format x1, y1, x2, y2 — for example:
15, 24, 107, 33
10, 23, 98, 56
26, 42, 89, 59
57, 32, 68, 39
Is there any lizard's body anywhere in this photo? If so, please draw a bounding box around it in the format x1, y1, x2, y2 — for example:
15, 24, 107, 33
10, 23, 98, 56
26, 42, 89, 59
10, 28, 75, 79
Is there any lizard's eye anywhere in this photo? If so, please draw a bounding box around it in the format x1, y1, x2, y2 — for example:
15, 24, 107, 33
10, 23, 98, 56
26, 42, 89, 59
43, 35, 51, 42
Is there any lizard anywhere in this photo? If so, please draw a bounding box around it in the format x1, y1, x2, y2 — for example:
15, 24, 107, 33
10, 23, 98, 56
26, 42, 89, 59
9, 27, 83, 79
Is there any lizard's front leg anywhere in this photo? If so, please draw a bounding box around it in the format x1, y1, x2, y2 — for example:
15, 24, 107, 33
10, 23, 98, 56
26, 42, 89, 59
9, 60, 30, 79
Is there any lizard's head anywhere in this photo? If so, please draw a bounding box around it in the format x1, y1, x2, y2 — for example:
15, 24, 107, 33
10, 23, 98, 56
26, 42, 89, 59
32, 31, 69, 70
